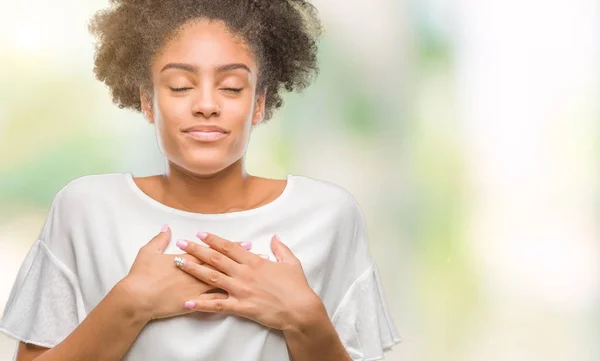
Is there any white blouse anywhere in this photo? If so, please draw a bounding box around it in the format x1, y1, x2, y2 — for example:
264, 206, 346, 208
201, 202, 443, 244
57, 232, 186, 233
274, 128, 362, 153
0, 173, 401, 361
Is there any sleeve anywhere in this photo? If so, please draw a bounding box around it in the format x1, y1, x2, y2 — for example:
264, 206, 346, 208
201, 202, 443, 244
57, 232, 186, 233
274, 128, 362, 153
331, 263, 402, 361
0, 188, 86, 348
330, 191, 402, 361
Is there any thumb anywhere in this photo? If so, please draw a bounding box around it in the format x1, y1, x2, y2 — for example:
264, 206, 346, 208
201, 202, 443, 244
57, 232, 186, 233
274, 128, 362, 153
146, 224, 172, 254
270, 234, 298, 264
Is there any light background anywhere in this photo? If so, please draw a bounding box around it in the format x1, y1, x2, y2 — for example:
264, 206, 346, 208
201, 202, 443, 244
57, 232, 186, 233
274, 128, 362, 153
1, 0, 599, 360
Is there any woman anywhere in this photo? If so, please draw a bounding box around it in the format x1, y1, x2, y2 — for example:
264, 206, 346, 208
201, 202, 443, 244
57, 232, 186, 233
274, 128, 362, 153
0, 0, 401, 360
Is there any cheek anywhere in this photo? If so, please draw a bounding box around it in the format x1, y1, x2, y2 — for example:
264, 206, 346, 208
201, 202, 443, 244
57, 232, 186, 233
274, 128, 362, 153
221, 95, 254, 132
229, 106, 255, 145
156, 92, 189, 122
153, 94, 188, 153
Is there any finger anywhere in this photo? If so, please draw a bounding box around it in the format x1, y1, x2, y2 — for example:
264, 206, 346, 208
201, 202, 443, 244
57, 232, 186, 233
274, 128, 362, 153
144, 224, 172, 254
236, 241, 253, 251
196, 232, 256, 265
176, 239, 239, 275
183, 293, 229, 310
270, 234, 300, 265
184, 296, 240, 314
178, 253, 214, 265
175, 261, 239, 293
180, 253, 200, 264
173, 254, 219, 272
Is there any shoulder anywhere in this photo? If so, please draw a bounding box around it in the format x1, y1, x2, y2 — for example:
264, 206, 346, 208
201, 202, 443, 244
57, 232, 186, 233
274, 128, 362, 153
46, 173, 128, 222
291, 175, 374, 277
289, 174, 365, 220
37, 173, 126, 255
53, 172, 126, 206
290, 174, 357, 202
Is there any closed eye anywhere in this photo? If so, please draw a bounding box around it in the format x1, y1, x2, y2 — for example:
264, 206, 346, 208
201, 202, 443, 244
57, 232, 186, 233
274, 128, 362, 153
169, 87, 242, 93
222, 88, 243, 93
170, 87, 192, 92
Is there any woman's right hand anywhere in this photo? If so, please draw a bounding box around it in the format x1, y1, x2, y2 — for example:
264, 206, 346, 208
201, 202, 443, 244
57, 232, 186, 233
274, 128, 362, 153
117, 225, 238, 321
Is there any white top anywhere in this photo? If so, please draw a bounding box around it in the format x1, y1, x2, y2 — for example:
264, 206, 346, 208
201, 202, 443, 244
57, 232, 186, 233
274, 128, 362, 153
0, 173, 401, 361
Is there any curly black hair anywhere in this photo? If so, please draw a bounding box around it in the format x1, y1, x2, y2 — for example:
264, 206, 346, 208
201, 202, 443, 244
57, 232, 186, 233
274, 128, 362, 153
88, 0, 323, 121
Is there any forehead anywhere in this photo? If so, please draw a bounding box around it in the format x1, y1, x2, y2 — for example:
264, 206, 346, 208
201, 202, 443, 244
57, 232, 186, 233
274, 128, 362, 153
152, 19, 257, 73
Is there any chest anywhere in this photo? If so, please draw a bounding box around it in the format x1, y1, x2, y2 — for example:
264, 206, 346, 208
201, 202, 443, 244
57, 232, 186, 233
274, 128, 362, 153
72, 208, 342, 311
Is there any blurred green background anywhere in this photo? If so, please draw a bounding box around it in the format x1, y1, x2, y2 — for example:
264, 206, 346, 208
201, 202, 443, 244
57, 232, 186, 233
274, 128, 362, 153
1, 1, 599, 360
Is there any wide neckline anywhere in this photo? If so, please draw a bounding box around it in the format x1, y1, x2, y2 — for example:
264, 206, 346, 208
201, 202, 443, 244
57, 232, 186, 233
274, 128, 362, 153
123, 172, 295, 219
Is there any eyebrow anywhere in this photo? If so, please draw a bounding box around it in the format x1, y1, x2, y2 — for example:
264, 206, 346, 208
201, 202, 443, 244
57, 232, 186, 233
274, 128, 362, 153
160, 63, 252, 74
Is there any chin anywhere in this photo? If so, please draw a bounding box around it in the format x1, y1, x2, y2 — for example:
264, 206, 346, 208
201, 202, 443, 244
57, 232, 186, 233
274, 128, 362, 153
182, 154, 236, 175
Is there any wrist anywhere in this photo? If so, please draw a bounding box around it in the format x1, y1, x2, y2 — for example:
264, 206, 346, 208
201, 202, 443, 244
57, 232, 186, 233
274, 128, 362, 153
112, 277, 153, 325
282, 299, 341, 354
283, 292, 329, 335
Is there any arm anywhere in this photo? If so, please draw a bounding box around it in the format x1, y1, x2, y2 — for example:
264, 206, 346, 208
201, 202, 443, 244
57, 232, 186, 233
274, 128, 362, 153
14, 226, 222, 361
283, 301, 352, 361
18, 281, 148, 361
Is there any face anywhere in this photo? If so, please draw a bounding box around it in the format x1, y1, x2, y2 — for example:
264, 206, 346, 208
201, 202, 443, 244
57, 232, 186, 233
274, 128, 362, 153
140, 19, 265, 176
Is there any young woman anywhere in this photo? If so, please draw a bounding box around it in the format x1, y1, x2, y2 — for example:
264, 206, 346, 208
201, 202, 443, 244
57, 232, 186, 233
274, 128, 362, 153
0, 0, 400, 360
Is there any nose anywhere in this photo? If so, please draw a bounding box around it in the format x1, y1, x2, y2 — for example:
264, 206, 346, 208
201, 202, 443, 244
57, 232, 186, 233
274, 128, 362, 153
191, 84, 221, 118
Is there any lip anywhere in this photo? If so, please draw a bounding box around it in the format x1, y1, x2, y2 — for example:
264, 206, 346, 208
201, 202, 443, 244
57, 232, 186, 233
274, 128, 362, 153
184, 130, 228, 142
182, 125, 229, 143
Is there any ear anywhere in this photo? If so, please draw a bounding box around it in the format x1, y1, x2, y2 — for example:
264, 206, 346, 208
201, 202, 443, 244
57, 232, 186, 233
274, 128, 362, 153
139, 87, 155, 124
252, 90, 266, 126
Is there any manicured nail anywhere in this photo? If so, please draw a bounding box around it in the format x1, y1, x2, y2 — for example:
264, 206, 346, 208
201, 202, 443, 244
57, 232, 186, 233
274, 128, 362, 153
196, 232, 208, 240
240, 241, 252, 250
176, 239, 188, 249
184, 301, 196, 309
274, 234, 281, 242
259, 254, 270, 259
161, 224, 169, 232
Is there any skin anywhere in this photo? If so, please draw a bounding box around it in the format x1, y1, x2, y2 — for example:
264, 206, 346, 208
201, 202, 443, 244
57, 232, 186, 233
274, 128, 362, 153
17, 19, 352, 361
137, 18, 286, 215
174, 232, 354, 361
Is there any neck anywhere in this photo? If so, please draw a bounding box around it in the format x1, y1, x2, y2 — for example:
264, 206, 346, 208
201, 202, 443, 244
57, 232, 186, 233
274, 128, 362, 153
160, 159, 254, 214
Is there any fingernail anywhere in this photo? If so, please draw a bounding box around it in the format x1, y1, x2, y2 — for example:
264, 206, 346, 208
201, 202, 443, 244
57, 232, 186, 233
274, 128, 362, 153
274, 234, 281, 242
196, 232, 208, 240
184, 301, 196, 309
176, 239, 188, 249
241, 241, 252, 250
259, 254, 269, 259
161, 224, 169, 233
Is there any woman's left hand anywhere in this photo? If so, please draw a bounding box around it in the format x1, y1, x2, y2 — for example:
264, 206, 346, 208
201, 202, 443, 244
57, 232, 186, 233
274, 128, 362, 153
173, 232, 325, 332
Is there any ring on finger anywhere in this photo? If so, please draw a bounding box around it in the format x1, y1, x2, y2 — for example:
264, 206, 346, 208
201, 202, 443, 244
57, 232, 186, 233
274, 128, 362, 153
174, 256, 186, 267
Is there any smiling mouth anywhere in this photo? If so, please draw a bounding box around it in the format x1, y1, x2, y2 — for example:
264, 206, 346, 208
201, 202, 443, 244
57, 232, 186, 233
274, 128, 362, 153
183, 130, 228, 142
